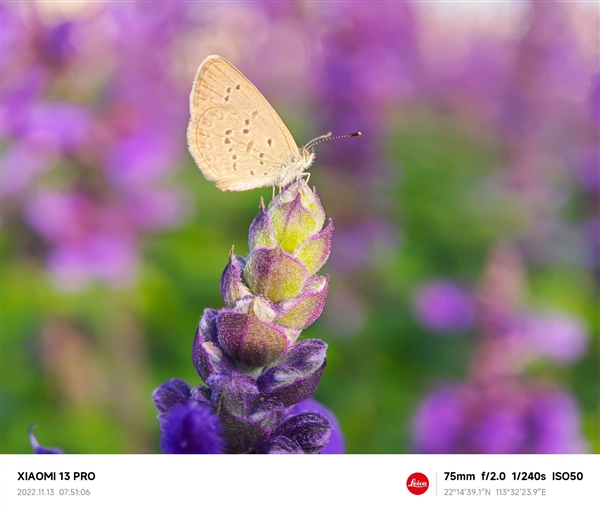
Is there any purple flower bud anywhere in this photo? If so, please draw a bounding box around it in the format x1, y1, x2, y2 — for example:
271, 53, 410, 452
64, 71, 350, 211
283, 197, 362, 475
291, 399, 345, 454
259, 436, 303, 454
208, 371, 260, 418
152, 378, 191, 414
192, 310, 232, 380
244, 246, 308, 303
270, 181, 326, 239
217, 297, 290, 367
218, 413, 267, 454
271, 194, 322, 252
248, 197, 276, 250
198, 308, 219, 343
286, 339, 328, 374
159, 401, 223, 454
270, 412, 331, 454
29, 425, 64, 454
295, 219, 333, 275
192, 340, 235, 382
190, 385, 212, 405
257, 339, 327, 406
276, 276, 330, 330
249, 398, 288, 432
206, 372, 294, 453
220, 249, 251, 308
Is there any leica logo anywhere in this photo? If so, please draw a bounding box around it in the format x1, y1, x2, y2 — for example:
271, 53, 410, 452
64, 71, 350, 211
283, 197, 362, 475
406, 472, 429, 495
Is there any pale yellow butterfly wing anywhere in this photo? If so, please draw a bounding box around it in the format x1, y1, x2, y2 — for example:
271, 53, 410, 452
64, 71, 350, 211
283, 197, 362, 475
187, 55, 300, 191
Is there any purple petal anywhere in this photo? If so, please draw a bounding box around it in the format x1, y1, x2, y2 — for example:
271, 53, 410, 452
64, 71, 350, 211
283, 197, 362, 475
152, 378, 191, 414
160, 401, 223, 454
29, 425, 64, 454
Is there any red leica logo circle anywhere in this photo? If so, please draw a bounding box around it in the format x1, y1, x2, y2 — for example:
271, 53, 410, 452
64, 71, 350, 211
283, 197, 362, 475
406, 472, 429, 495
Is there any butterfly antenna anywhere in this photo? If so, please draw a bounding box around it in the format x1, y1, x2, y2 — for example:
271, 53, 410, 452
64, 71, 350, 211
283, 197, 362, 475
304, 131, 362, 151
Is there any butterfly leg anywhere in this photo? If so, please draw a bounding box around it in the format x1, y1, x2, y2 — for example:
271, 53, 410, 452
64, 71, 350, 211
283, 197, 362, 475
272, 185, 276, 199
300, 172, 311, 186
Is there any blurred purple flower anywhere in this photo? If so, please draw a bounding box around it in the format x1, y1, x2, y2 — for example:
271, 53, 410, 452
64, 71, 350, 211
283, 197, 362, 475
24, 103, 95, 152
25, 191, 138, 289
1, 2, 194, 289
104, 129, 182, 190
126, 188, 189, 230
412, 383, 588, 454
413, 281, 475, 333
1, 142, 50, 197
523, 312, 588, 363
411, 387, 465, 454
47, 234, 137, 290
531, 391, 588, 453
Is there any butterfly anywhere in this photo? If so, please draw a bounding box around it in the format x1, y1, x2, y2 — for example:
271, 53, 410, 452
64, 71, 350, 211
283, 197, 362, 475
187, 55, 360, 192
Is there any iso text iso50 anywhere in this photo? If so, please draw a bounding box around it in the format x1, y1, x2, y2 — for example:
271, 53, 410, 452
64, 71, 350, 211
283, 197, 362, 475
552, 472, 583, 481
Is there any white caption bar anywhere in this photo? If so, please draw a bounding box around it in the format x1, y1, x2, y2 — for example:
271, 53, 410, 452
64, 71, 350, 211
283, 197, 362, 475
1, 454, 597, 512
